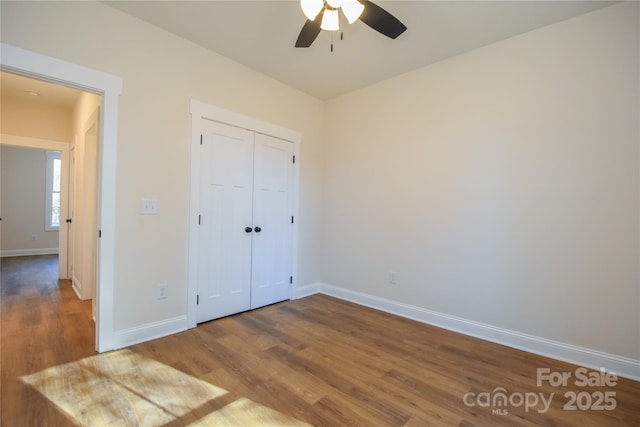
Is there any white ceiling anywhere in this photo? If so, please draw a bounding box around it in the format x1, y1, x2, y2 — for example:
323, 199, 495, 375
103, 0, 616, 100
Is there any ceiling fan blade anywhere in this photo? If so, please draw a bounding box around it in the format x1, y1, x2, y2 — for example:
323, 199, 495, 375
359, 0, 407, 39
295, 16, 322, 48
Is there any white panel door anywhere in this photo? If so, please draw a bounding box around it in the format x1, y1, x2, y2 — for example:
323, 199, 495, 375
197, 120, 254, 322
250, 133, 294, 309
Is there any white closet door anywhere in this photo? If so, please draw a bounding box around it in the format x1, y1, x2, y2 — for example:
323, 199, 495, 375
197, 120, 254, 322
250, 133, 294, 309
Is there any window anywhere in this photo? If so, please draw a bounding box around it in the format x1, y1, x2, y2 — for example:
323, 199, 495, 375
45, 150, 62, 231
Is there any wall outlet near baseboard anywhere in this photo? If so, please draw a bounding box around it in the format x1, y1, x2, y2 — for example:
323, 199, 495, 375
389, 271, 398, 285
156, 284, 168, 299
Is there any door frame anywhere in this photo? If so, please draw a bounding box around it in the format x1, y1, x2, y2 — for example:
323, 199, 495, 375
68, 144, 76, 293
1, 43, 122, 352
187, 99, 301, 328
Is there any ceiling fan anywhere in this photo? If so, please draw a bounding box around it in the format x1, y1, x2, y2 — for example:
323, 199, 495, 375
295, 0, 407, 48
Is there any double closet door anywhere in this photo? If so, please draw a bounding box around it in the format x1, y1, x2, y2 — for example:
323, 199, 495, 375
197, 120, 294, 323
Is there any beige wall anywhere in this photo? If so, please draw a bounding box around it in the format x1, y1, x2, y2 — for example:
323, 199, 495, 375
0, 0, 326, 330
323, 2, 639, 360
0, 145, 59, 253
0, 96, 73, 141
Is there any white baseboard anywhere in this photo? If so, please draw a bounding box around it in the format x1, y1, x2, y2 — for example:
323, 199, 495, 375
111, 316, 188, 350
71, 276, 83, 300
294, 283, 321, 299
0, 248, 59, 257
295, 282, 640, 381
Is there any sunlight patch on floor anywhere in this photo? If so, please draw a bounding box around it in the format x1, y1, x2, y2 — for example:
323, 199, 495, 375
192, 397, 309, 426
22, 349, 310, 426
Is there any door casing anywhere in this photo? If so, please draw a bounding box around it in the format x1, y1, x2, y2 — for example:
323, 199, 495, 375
1, 43, 122, 352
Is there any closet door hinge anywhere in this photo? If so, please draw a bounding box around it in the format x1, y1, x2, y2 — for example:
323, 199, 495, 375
290, 276, 293, 284
197, 294, 199, 305
198, 215, 201, 225
98, 230, 102, 238
292, 155, 296, 164
200, 135, 203, 145
291, 216, 294, 224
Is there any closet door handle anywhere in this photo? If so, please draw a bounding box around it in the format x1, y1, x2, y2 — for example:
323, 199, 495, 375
254, 226, 262, 233
245, 227, 253, 233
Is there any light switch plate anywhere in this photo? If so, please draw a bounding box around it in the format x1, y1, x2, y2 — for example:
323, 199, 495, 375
141, 199, 159, 215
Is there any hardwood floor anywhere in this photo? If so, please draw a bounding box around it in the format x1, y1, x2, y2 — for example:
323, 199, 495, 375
0, 255, 95, 426
2, 256, 639, 426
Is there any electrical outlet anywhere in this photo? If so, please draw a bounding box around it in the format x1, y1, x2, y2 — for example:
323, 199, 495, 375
389, 271, 398, 285
156, 284, 168, 299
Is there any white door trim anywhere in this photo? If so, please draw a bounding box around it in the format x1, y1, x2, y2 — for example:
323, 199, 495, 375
188, 99, 301, 328
1, 43, 122, 352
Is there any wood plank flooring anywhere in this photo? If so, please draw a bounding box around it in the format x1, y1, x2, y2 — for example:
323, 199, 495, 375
1, 255, 95, 426
2, 255, 639, 426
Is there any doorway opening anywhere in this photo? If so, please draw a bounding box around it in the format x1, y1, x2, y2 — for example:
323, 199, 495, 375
1, 71, 101, 343
1, 43, 122, 352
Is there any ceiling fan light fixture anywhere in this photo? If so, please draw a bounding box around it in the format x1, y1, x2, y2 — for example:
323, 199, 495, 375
320, 9, 340, 31
300, 0, 323, 20
326, 0, 344, 8
295, 0, 406, 49
341, 0, 364, 24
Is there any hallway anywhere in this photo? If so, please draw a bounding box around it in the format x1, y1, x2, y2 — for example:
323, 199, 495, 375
0, 255, 94, 425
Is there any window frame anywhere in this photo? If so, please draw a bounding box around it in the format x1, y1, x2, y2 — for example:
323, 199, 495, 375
45, 150, 62, 231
